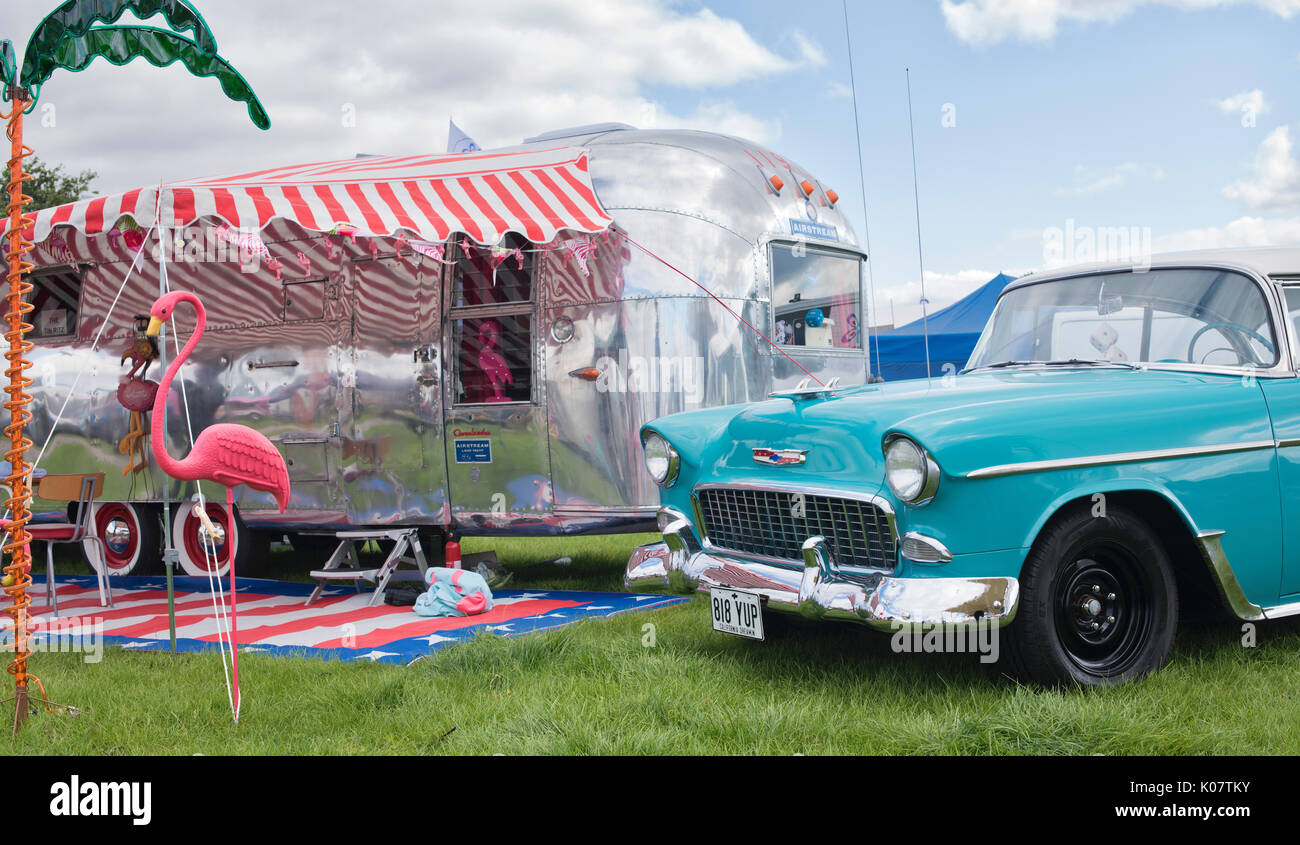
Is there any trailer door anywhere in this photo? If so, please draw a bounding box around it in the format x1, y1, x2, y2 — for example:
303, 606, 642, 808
343, 254, 449, 527
441, 235, 554, 532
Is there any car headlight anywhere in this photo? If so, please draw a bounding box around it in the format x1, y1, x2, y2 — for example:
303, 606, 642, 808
883, 435, 939, 504
642, 431, 680, 487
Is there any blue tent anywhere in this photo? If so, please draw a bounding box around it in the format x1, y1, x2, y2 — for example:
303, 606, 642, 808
872, 273, 1015, 381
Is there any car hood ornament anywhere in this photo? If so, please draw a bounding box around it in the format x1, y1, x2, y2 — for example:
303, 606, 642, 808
752, 447, 807, 466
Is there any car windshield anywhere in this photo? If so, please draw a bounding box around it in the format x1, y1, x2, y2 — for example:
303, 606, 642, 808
966, 268, 1279, 371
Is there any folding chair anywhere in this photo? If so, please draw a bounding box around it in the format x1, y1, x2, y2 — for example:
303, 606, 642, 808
23, 472, 112, 615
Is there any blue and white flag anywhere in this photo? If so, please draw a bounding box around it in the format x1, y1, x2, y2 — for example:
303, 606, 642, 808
447, 119, 480, 154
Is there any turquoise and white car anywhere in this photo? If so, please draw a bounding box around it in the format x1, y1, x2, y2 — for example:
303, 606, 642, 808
626, 248, 1300, 685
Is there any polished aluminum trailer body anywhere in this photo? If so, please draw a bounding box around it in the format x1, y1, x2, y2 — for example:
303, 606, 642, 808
25, 128, 868, 565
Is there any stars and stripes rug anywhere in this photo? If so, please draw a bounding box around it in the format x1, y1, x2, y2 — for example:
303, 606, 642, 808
0, 574, 688, 666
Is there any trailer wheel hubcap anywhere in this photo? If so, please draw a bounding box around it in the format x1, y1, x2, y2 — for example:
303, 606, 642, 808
184, 505, 230, 572
94, 503, 140, 571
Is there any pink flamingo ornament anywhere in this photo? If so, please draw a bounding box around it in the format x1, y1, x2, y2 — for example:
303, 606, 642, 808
477, 319, 514, 402
147, 291, 291, 720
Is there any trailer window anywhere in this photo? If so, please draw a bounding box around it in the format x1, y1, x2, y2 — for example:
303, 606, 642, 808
448, 234, 536, 405
452, 233, 533, 306
770, 245, 864, 349
452, 314, 532, 404
26, 270, 81, 339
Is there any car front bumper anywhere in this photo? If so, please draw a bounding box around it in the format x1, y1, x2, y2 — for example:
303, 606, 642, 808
624, 513, 1019, 631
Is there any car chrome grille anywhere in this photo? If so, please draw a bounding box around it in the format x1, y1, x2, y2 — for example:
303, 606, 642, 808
694, 487, 896, 570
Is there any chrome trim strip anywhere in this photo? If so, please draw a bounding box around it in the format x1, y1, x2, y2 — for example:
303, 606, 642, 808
552, 504, 658, 516
1263, 601, 1300, 620
1195, 529, 1265, 621
966, 440, 1276, 479
1276, 438, 1300, 449
692, 480, 894, 507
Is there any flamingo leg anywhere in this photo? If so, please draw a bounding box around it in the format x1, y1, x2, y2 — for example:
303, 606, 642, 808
227, 485, 241, 722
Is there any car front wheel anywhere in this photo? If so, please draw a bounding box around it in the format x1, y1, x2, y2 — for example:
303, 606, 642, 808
1005, 502, 1177, 687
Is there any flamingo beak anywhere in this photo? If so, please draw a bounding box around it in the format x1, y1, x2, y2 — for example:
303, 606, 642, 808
146, 317, 164, 337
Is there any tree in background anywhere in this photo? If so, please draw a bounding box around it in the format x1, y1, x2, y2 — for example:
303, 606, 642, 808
1, 157, 95, 209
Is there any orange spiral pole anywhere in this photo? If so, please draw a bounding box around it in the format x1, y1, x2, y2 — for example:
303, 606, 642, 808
3, 91, 36, 733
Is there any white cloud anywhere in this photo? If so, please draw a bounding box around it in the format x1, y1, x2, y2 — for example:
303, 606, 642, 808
825, 82, 854, 100
1154, 214, 1300, 251
940, 1, 1300, 45
1223, 126, 1300, 210
14, 0, 821, 194
1216, 88, 1269, 118
1055, 162, 1163, 197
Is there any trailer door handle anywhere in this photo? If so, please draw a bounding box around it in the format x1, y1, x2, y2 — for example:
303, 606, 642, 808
248, 359, 300, 370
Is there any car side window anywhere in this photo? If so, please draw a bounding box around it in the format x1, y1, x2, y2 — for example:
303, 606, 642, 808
1282, 287, 1300, 365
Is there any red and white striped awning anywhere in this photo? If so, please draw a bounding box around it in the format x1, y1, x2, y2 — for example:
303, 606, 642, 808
6, 145, 613, 245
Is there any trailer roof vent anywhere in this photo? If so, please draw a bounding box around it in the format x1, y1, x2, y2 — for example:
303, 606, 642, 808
524, 123, 636, 143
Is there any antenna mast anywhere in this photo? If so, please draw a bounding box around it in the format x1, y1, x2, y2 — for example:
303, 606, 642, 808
905, 68, 932, 381
842, 0, 882, 380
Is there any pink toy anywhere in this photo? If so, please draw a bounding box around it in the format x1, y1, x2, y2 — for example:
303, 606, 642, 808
476, 319, 513, 402
147, 291, 291, 720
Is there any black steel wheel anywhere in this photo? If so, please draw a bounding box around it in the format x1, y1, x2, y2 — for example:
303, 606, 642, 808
1005, 502, 1177, 686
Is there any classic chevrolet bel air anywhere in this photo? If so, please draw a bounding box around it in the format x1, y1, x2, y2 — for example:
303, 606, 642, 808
625, 248, 1300, 685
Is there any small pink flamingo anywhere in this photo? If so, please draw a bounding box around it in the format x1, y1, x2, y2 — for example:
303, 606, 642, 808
147, 290, 291, 721
477, 319, 513, 402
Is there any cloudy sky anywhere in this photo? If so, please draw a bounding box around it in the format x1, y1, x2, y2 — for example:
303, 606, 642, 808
4, 0, 1300, 325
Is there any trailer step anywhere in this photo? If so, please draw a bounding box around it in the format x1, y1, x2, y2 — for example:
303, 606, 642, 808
304, 529, 429, 607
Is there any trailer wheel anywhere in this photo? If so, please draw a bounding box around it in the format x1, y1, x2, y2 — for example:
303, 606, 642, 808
81, 502, 162, 576
172, 500, 251, 579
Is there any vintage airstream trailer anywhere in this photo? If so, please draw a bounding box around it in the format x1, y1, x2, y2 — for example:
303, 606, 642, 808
17, 126, 870, 577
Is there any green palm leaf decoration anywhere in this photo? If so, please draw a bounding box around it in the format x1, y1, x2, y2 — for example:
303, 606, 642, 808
21, 25, 270, 129
24, 0, 219, 75
0, 40, 15, 89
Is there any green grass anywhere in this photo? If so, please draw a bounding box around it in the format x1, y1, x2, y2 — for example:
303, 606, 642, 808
5, 533, 1300, 755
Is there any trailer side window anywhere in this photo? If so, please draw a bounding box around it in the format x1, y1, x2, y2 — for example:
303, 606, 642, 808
452, 314, 533, 404
770, 245, 864, 350
452, 233, 533, 306
448, 234, 536, 404
26, 270, 82, 339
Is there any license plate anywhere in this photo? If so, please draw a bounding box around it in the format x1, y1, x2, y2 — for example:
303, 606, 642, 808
709, 587, 764, 640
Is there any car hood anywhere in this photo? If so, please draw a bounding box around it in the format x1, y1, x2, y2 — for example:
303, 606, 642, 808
648, 367, 1274, 485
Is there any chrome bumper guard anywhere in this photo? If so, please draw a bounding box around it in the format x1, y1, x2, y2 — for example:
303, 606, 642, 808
625, 512, 1019, 631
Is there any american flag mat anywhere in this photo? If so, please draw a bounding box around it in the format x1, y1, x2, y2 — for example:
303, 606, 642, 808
0, 575, 688, 665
